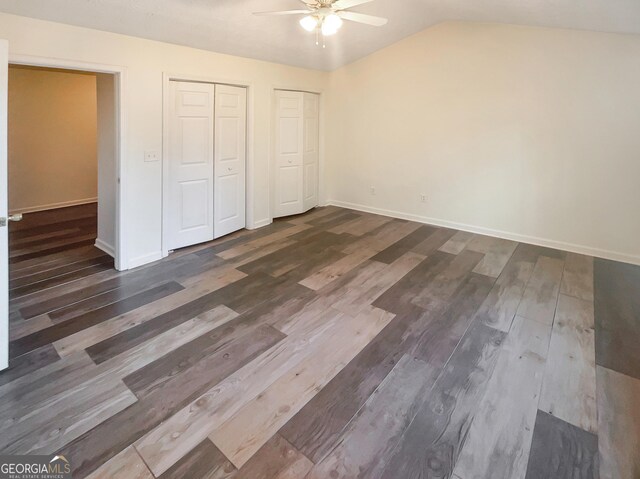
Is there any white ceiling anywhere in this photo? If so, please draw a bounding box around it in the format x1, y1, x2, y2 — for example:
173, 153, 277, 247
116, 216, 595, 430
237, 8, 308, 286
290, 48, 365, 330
0, 0, 639, 71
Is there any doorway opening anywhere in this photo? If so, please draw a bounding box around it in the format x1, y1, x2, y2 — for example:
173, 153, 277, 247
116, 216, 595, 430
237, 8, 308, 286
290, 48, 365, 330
7, 64, 119, 307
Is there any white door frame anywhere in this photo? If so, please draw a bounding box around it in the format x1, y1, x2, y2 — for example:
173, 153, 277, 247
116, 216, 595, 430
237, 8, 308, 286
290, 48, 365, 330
161, 72, 253, 258
269, 85, 326, 222
1, 39, 8, 370
8, 54, 128, 271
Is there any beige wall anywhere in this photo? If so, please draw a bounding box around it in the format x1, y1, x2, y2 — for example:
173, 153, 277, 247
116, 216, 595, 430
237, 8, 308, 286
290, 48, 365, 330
8, 65, 97, 213
326, 22, 640, 264
3, 14, 639, 266
0, 12, 328, 269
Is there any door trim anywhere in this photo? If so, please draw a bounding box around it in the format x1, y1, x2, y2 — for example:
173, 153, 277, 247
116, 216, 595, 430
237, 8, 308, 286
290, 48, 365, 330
1, 39, 8, 370
161, 73, 253, 258
8, 54, 128, 271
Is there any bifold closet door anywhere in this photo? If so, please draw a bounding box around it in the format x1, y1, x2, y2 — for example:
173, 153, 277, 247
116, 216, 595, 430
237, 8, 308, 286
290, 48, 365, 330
168, 81, 247, 249
168, 81, 215, 250
302, 92, 319, 212
274, 90, 319, 219
274, 90, 304, 218
214, 84, 246, 239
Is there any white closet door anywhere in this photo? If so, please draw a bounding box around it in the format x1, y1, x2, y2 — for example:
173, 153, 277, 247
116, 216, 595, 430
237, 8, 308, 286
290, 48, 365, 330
302, 92, 319, 212
168, 81, 215, 249
214, 84, 246, 238
274, 90, 304, 218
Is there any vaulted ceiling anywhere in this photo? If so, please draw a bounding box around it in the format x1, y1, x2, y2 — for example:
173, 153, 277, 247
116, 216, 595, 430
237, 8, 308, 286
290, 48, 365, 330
0, 0, 639, 71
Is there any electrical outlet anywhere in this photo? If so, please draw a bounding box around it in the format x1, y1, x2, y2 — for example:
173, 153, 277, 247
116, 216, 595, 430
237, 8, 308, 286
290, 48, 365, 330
370, 186, 376, 196
420, 194, 427, 203
144, 151, 160, 162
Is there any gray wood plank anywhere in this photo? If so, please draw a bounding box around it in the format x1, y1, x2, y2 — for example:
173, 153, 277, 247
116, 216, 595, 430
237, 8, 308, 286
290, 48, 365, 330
539, 294, 597, 433
329, 212, 392, 237
285, 206, 340, 225
597, 365, 640, 479
10, 261, 113, 299
9, 254, 111, 290
411, 227, 457, 256
0, 350, 95, 404
158, 439, 236, 479
134, 308, 350, 476
1, 377, 137, 455
9, 314, 54, 341
466, 234, 518, 278
53, 272, 245, 357
58, 325, 284, 477
370, 225, 437, 264
209, 308, 394, 468
283, 272, 493, 465
15, 250, 218, 318
298, 246, 377, 291
0, 314, 223, 425
341, 219, 421, 255
279, 305, 428, 462
410, 249, 484, 310
329, 252, 424, 317
121, 308, 260, 400
453, 315, 552, 479
473, 243, 538, 332
0, 344, 60, 386
86, 446, 155, 479
216, 224, 310, 261
378, 321, 506, 479
561, 253, 594, 301
11, 281, 185, 359
594, 258, 640, 380
516, 256, 565, 325
439, 230, 475, 255
410, 272, 496, 366
306, 355, 436, 479
84, 273, 294, 363
306, 210, 361, 228
239, 232, 349, 280
524, 410, 598, 479
236, 434, 313, 479
193, 221, 294, 258
372, 250, 455, 315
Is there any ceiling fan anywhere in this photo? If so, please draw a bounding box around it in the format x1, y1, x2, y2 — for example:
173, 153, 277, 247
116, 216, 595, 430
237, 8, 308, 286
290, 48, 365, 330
253, 0, 388, 40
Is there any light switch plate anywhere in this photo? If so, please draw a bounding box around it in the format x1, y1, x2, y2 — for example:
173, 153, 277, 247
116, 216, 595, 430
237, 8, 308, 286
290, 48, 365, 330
144, 151, 160, 162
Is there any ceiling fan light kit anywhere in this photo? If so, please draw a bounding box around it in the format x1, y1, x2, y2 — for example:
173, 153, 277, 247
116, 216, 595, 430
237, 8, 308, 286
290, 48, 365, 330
255, 0, 388, 45
321, 13, 343, 35
299, 15, 319, 32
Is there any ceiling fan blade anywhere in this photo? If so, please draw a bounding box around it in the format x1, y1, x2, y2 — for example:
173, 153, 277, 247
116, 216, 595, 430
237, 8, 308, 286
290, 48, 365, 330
338, 11, 388, 26
253, 9, 310, 16
333, 0, 374, 10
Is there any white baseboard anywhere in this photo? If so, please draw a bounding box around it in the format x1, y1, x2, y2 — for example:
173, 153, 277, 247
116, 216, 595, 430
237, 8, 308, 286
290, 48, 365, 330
249, 218, 272, 229
329, 199, 640, 266
128, 251, 163, 270
10, 197, 98, 215
94, 238, 115, 258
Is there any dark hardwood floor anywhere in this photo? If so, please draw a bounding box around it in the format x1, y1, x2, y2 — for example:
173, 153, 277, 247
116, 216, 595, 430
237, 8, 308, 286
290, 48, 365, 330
2, 204, 639, 478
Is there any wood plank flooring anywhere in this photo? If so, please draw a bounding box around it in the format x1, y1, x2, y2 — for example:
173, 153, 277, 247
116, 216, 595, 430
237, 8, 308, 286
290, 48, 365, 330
2, 204, 640, 478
